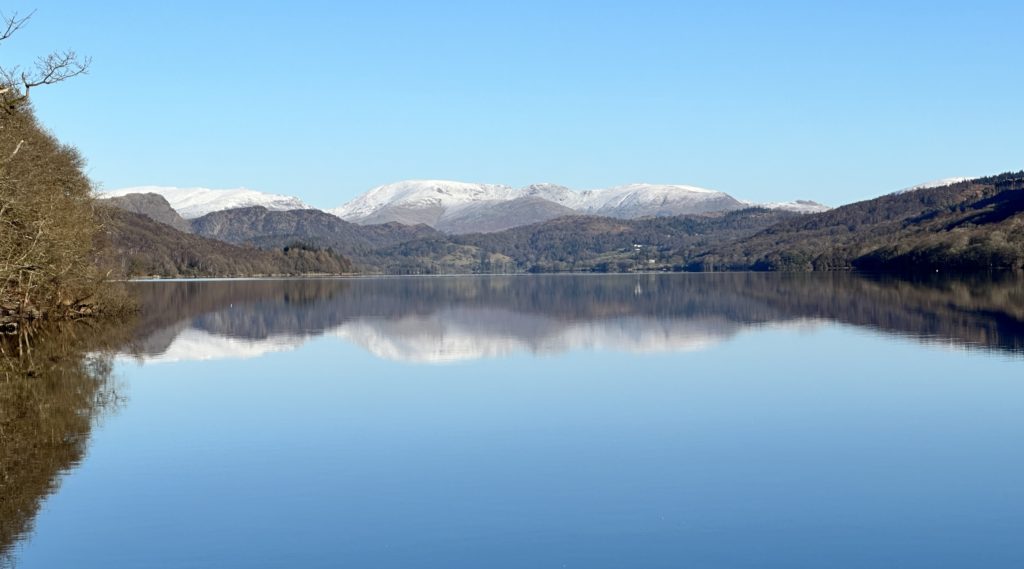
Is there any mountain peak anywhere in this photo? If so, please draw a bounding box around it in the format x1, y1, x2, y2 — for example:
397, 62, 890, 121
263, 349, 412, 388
103, 186, 310, 219
329, 180, 517, 226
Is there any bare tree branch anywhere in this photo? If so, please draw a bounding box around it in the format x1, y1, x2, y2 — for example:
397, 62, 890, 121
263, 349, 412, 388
0, 12, 90, 112
0, 10, 34, 44
20, 51, 91, 98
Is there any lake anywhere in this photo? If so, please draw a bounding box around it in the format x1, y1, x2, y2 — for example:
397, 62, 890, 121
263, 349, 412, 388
3, 273, 1024, 568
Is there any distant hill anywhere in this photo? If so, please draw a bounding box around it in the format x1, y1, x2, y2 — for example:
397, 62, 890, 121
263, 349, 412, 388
687, 172, 1024, 272
189, 206, 443, 258
99, 193, 193, 233
434, 196, 579, 234
365, 208, 799, 273
101, 207, 353, 277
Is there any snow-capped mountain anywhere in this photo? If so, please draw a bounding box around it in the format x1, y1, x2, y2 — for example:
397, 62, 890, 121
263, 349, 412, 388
329, 180, 519, 226
585, 183, 744, 217
894, 177, 974, 194
740, 199, 832, 213
103, 186, 310, 219
108, 179, 830, 235
330, 180, 751, 232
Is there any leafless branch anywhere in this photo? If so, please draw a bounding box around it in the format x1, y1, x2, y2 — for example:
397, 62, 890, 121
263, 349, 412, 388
20, 51, 91, 96
0, 10, 34, 44
0, 10, 90, 111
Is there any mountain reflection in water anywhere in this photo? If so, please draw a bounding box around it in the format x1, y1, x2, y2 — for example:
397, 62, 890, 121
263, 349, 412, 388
123, 273, 1024, 363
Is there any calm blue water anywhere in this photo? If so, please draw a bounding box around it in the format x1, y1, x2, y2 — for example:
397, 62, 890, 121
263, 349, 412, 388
6, 274, 1024, 568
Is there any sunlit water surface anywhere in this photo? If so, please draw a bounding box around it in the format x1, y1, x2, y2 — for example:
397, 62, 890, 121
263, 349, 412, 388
4, 273, 1024, 568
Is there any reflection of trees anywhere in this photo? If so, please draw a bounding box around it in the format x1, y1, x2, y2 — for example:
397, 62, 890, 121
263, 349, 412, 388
127, 273, 1024, 357
0, 323, 127, 566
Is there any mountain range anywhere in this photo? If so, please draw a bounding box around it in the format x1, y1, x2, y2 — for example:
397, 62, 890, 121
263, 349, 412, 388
328, 180, 779, 231
103, 180, 829, 235
97, 171, 1024, 276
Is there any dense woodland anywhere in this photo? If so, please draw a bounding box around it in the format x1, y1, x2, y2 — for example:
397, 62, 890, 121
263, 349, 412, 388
0, 99, 122, 321
686, 172, 1024, 272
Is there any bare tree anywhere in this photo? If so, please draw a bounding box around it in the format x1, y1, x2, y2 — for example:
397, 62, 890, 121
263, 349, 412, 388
0, 10, 91, 112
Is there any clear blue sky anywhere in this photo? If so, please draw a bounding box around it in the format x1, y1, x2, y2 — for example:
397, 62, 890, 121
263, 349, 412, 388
4, 0, 1022, 208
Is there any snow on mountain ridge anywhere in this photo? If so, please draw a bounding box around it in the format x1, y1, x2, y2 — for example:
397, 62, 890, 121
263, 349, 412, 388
103, 186, 310, 219
106, 180, 831, 229
588, 183, 727, 215
330, 180, 738, 224
738, 199, 832, 213
330, 180, 518, 220
894, 177, 974, 194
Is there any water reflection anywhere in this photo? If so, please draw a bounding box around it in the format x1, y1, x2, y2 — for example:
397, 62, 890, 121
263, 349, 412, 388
0, 324, 125, 565
125, 272, 1024, 363
5, 273, 1024, 568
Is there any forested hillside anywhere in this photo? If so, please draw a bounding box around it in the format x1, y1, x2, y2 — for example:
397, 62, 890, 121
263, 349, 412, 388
364, 208, 799, 273
102, 208, 353, 277
687, 172, 1024, 272
0, 102, 121, 320
190, 206, 442, 256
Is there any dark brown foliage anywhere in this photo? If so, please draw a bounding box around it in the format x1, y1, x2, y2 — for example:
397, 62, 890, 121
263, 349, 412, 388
0, 104, 120, 322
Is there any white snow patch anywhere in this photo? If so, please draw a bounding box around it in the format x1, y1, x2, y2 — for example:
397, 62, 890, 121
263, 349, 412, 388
740, 199, 832, 213
894, 177, 974, 195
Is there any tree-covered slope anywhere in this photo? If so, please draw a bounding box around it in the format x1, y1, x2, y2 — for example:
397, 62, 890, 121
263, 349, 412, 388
190, 206, 442, 258
365, 208, 799, 273
687, 172, 1024, 271
102, 207, 353, 277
